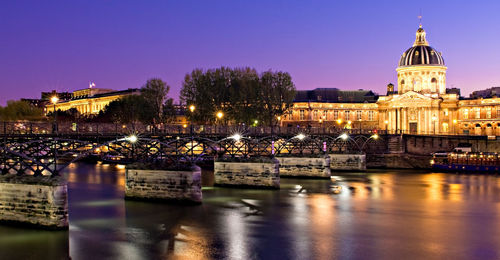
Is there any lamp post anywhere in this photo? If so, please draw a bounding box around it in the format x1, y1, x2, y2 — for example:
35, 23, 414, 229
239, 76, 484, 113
51, 96, 59, 134
189, 105, 195, 136
453, 119, 458, 135
216, 111, 224, 134
384, 120, 389, 135
432, 115, 437, 135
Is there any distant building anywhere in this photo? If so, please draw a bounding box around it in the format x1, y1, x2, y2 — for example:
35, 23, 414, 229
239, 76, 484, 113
470, 87, 500, 99
282, 88, 379, 129
45, 87, 140, 115
42, 90, 72, 102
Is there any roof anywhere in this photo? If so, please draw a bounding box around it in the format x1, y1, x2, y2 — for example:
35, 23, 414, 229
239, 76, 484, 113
294, 88, 378, 103
399, 26, 445, 67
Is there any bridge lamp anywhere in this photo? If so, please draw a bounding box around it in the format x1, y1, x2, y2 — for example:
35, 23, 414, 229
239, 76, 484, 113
336, 119, 342, 124
217, 111, 224, 119
230, 133, 241, 142
127, 135, 138, 143
340, 133, 349, 140
295, 133, 306, 140
189, 105, 196, 113
347, 120, 352, 125
371, 134, 379, 140
277, 116, 281, 121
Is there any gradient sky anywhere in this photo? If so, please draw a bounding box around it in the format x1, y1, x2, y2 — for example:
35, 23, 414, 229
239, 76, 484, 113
1, 0, 500, 105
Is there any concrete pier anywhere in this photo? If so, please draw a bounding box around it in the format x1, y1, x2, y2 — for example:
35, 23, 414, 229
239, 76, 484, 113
329, 154, 366, 171
0, 175, 68, 229
214, 157, 280, 189
125, 166, 202, 203
277, 156, 331, 178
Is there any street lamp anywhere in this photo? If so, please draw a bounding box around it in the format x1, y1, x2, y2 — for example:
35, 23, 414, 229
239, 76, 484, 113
384, 120, 389, 134
216, 111, 224, 133
189, 105, 195, 135
453, 119, 458, 135
51, 96, 59, 134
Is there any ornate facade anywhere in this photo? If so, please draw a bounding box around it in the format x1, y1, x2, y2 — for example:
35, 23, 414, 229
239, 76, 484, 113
283, 25, 500, 136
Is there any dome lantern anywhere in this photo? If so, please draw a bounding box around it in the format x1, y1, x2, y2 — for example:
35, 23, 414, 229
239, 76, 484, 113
413, 25, 429, 46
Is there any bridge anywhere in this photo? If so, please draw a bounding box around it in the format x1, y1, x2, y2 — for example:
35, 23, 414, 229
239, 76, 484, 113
0, 130, 383, 176
1, 122, 498, 229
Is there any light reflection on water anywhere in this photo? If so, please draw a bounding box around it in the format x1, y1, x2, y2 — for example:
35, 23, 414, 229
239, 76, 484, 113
0, 165, 500, 259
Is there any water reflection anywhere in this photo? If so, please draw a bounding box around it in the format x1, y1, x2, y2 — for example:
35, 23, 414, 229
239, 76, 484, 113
1, 164, 500, 259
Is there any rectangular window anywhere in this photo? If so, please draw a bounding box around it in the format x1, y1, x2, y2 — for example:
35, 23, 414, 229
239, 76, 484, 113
357, 111, 362, 120
486, 107, 492, 119
475, 108, 480, 119
345, 111, 350, 121
324, 110, 328, 120
334, 110, 339, 120
313, 110, 318, 120
368, 111, 374, 121
299, 110, 304, 120
444, 109, 448, 116
463, 109, 469, 119
497, 107, 500, 118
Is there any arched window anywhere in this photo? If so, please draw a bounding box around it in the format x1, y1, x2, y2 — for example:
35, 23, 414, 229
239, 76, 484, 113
400, 80, 405, 92
431, 78, 438, 93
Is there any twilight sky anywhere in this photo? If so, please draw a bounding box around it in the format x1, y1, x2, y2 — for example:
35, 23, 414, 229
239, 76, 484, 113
1, 0, 500, 105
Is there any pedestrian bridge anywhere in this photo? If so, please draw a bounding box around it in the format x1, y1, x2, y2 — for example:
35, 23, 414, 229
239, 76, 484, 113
0, 131, 383, 176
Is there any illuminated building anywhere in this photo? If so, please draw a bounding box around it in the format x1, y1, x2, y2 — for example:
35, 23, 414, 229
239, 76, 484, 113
45, 87, 140, 115
284, 24, 500, 136
282, 88, 379, 130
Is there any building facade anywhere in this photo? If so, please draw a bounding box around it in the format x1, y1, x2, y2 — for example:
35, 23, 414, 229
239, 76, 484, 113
45, 88, 140, 115
283, 25, 500, 136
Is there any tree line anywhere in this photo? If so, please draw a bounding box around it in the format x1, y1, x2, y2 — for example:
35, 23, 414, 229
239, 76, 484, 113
180, 67, 296, 125
1, 67, 296, 127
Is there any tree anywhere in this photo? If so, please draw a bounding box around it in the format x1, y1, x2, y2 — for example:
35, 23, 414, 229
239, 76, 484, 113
0, 100, 44, 121
98, 95, 146, 124
140, 78, 171, 125
180, 67, 296, 126
260, 71, 296, 126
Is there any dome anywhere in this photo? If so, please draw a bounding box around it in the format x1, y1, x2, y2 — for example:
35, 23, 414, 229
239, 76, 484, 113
398, 25, 445, 67
399, 45, 444, 66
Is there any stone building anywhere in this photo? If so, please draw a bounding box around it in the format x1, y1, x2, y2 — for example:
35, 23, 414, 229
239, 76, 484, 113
281, 88, 379, 130
45, 87, 140, 115
283, 25, 500, 136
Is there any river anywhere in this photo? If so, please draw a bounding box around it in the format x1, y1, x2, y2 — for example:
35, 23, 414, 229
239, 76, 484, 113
1, 163, 500, 259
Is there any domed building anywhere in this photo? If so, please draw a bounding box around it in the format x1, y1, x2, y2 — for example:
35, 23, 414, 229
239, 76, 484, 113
377, 25, 460, 135
397, 25, 447, 95
283, 24, 500, 136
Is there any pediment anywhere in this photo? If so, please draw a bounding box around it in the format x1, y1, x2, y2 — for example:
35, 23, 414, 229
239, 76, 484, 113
385, 91, 436, 107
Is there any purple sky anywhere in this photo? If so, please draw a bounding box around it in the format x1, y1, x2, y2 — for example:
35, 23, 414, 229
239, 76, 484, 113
1, 0, 500, 105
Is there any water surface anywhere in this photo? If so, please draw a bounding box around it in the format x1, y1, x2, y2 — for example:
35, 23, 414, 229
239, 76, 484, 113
1, 163, 500, 259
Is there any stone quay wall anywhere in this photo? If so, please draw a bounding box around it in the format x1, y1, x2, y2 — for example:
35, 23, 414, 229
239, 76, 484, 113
329, 154, 366, 171
214, 159, 280, 189
277, 156, 331, 178
367, 154, 432, 169
0, 175, 68, 229
125, 166, 202, 203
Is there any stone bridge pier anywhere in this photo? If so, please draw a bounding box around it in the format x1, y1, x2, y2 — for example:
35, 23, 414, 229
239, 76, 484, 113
0, 175, 68, 229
